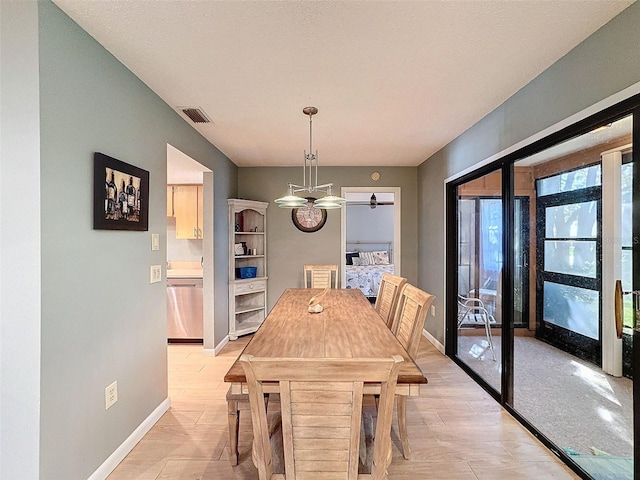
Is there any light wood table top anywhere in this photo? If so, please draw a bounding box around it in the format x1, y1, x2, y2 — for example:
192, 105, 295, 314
224, 288, 427, 386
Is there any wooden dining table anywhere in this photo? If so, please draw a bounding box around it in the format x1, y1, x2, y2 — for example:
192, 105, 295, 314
223, 287, 428, 465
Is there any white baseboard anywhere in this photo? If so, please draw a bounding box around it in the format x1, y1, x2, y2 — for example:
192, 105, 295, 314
214, 335, 230, 355
88, 397, 171, 480
422, 328, 445, 355
202, 336, 230, 357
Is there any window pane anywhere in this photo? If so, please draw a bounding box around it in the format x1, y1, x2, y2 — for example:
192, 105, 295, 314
538, 165, 601, 196
458, 199, 476, 295
545, 201, 597, 238
544, 240, 596, 277
480, 199, 503, 283
543, 281, 599, 340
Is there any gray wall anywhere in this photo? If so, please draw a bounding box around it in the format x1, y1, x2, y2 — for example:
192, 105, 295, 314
346, 204, 395, 247
239, 167, 418, 310
0, 2, 237, 478
418, 2, 640, 344
0, 1, 42, 478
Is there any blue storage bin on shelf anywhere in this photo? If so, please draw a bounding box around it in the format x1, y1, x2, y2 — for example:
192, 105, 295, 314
236, 266, 257, 279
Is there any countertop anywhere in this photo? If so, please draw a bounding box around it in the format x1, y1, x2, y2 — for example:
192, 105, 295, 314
167, 268, 203, 279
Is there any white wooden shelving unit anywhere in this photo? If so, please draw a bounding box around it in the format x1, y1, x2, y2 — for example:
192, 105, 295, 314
228, 199, 268, 340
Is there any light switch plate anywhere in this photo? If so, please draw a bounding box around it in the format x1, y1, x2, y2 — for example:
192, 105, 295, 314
150, 265, 162, 283
151, 233, 160, 251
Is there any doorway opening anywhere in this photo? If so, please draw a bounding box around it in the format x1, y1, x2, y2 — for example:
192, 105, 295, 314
340, 187, 401, 301
166, 144, 215, 351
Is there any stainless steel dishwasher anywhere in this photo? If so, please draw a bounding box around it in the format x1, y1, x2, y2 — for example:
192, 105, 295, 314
167, 277, 203, 342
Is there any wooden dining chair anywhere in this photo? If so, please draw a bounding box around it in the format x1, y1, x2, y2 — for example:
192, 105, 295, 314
374, 273, 407, 329
303, 264, 338, 289
389, 284, 435, 460
240, 354, 404, 480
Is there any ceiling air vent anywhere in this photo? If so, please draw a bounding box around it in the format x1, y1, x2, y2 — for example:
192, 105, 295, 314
180, 107, 211, 124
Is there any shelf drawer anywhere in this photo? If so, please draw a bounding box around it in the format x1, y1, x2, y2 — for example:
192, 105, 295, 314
234, 279, 267, 295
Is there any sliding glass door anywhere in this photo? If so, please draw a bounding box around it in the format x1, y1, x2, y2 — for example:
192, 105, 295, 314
447, 106, 638, 480
511, 115, 633, 479
454, 172, 530, 394
455, 171, 503, 392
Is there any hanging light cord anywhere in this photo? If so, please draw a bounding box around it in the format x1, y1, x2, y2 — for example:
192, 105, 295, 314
274, 106, 346, 209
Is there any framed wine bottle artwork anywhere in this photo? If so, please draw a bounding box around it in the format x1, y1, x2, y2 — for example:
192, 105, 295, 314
93, 152, 149, 231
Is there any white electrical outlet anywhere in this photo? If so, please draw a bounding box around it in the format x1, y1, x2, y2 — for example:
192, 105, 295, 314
105, 381, 118, 410
151, 233, 160, 251
150, 265, 162, 283
431, 305, 436, 316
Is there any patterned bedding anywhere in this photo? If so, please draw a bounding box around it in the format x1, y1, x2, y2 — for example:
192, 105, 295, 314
345, 264, 395, 297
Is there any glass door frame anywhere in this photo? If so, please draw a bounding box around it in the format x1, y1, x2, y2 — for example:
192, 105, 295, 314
632, 105, 639, 480
446, 163, 507, 401
445, 95, 640, 479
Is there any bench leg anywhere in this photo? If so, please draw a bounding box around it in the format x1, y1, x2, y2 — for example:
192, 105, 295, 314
227, 398, 240, 465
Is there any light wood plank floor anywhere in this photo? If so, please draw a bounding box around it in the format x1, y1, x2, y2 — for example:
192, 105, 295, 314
108, 336, 578, 479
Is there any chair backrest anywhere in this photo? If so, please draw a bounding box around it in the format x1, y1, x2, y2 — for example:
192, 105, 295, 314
391, 284, 436, 359
240, 354, 404, 480
374, 273, 408, 329
303, 264, 338, 289
457, 295, 496, 327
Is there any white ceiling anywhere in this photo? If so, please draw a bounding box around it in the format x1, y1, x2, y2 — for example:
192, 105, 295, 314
53, 1, 633, 168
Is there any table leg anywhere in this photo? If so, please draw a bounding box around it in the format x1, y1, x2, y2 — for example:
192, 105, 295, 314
226, 395, 240, 465
397, 395, 411, 460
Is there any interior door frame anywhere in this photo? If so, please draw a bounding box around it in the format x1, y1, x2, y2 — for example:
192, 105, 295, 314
340, 186, 401, 289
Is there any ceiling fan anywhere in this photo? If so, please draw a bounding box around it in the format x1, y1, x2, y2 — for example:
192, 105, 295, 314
347, 193, 394, 209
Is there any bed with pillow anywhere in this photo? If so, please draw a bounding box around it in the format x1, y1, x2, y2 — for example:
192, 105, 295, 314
345, 249, 394, 297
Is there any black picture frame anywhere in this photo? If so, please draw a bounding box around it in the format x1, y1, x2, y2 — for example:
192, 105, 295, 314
94, 152, 149, 231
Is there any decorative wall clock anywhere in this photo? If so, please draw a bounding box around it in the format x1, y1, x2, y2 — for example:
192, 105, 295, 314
292, 197, 327, 233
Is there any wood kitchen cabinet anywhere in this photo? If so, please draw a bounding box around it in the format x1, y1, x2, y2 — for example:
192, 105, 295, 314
167, 186, 174, 217
168, 184, 204, 239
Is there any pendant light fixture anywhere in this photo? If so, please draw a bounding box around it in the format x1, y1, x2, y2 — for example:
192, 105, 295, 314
274, 107, 346, 209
